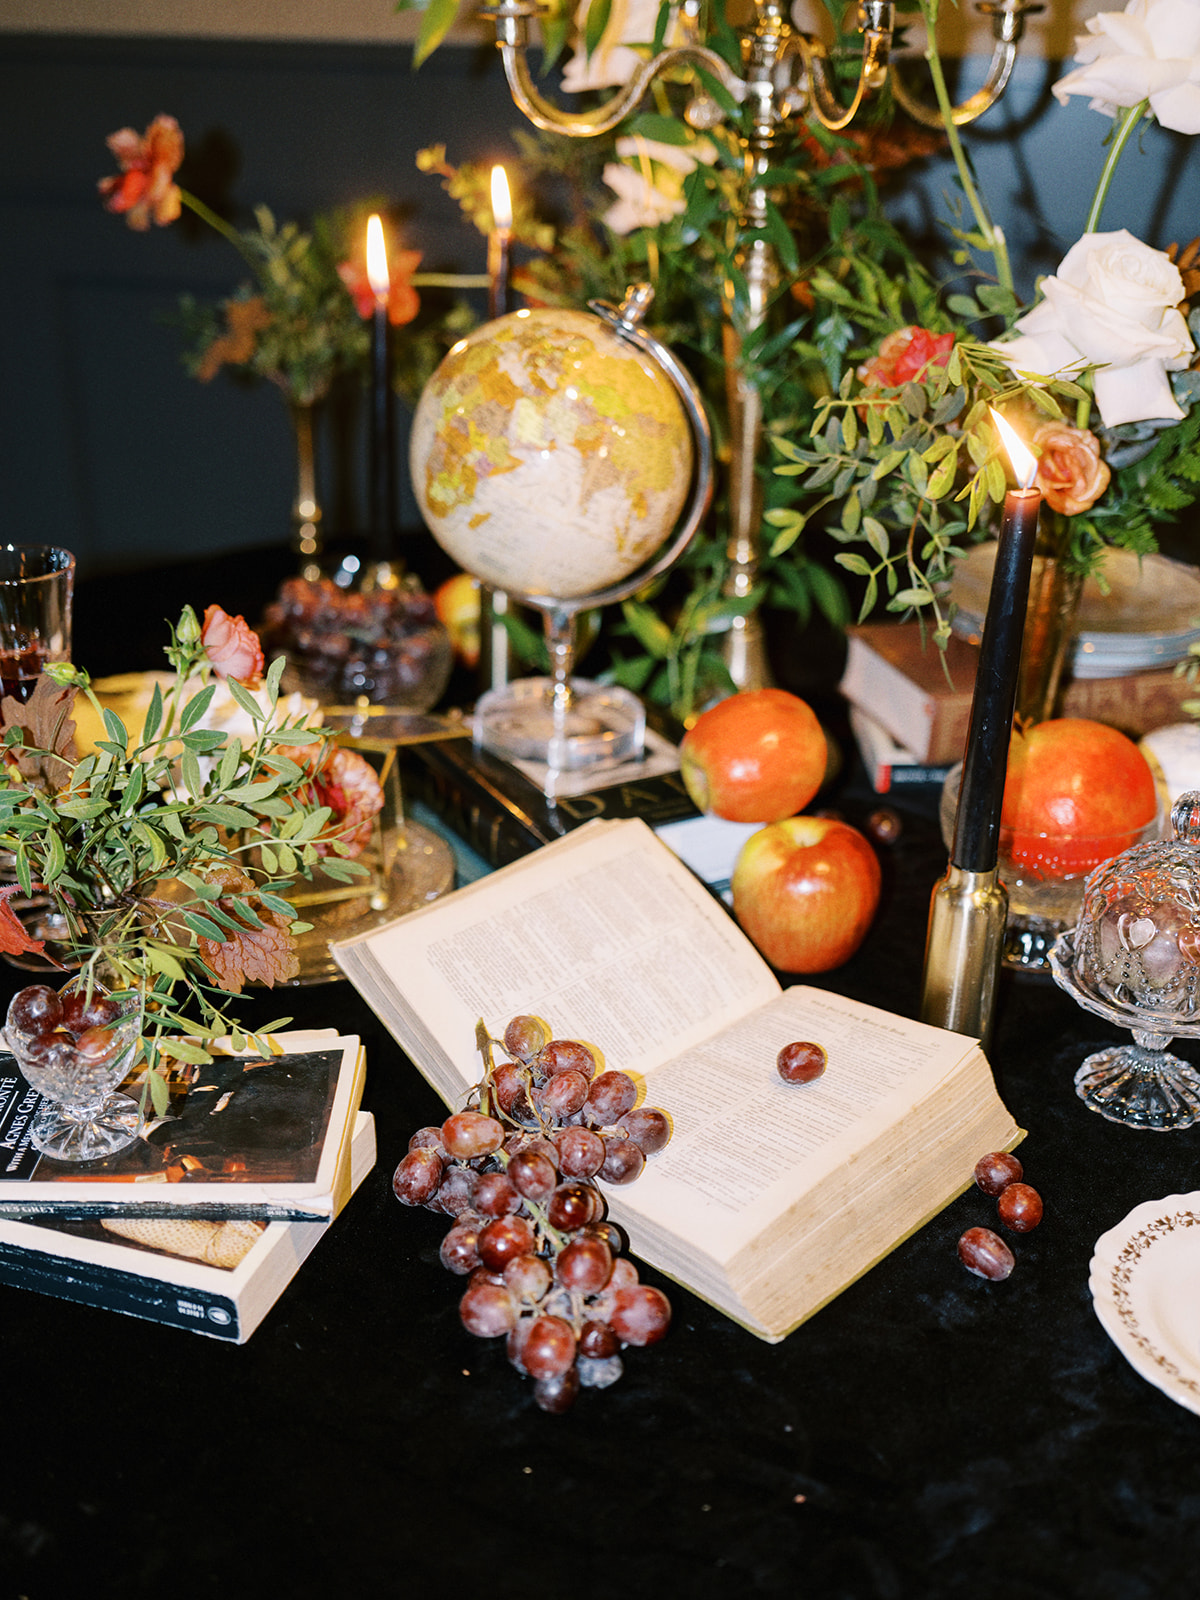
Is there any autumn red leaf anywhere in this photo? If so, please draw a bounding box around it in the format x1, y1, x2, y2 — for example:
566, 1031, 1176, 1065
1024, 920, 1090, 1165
197, 902, 299, 992
0, 885, 46, 960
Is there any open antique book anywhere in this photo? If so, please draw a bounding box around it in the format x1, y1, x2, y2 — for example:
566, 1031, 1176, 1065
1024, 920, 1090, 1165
333, 819, 1021, 1342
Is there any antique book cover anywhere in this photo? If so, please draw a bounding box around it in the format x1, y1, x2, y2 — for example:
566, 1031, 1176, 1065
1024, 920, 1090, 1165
0, 1032, 365, 1221
0, 1113, 375, 1343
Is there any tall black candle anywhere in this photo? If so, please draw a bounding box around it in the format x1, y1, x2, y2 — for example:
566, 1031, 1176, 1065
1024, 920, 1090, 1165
952, 413, 1043, 871
366, 214, 395, 562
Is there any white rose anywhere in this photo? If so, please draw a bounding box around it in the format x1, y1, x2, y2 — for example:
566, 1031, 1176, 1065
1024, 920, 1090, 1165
1052, 0, 1200, 135
600, 161, 687, 234
562, 0, 682, 92
992, 230, 1194, 427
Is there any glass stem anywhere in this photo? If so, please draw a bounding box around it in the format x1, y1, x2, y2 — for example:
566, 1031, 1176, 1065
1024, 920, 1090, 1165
544, 606, 577, 723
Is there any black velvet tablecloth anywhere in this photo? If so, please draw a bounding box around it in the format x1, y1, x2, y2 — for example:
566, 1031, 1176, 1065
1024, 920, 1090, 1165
4, 552, 1200, 1600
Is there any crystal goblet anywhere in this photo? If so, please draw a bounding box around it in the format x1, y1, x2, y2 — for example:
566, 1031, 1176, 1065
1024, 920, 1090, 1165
4, 980, 141, 1161
1049, 791, 1200, 1131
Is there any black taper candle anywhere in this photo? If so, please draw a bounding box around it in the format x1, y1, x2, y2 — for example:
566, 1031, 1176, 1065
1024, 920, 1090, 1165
369, 296, 395, 561
952, 485, 1041, 871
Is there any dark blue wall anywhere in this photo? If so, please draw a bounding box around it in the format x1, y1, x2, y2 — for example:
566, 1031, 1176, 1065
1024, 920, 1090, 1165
2, 34, 1196, 578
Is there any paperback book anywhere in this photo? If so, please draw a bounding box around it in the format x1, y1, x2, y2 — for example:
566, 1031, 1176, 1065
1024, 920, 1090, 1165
0, 1031, 365, 1222
331, 819, 1021, 1343
0, 1112, 376, 1343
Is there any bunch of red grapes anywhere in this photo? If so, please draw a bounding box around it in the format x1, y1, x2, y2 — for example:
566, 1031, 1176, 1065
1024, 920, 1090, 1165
392, 1015, 672, 1413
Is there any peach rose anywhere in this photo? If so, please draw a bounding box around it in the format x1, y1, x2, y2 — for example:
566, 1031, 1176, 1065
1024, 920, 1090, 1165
98, 114, 184, 231
201, 606, 265, 686
1033, 423, 1112, 515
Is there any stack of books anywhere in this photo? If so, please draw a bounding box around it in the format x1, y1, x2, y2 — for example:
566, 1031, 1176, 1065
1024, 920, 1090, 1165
840, 622, 1198, 793
0, 1031, 372, 1343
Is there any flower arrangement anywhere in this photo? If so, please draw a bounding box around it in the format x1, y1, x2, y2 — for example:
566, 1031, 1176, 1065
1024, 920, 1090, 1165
99, 115, 467, 408
0, 605, 380, 1112
768, 0, 1200, 656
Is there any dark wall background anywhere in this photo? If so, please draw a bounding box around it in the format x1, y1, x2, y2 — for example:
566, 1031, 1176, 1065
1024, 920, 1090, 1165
1, 32, 1197, 580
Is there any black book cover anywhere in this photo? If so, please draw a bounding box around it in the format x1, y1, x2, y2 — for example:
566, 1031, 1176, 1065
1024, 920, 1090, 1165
403, 735, 698, 868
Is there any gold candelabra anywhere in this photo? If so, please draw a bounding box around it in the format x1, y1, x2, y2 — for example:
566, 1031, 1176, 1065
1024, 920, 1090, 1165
484, 0, 1038, 690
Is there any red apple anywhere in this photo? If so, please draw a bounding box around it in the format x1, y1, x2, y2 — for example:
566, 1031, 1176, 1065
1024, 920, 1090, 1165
731, 815, 881, 972
679, 689, 827, 823
434, 572, 481, 669
1001, 718, 1157, 878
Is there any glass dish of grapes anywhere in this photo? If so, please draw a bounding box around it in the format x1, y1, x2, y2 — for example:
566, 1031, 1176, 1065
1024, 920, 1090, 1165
4, 979, 142, 1161
1050, 791, 1200, 1131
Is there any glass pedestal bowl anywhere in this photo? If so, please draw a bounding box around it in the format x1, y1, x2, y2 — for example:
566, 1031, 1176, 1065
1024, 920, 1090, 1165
1049, 791, 1200, 1131
940, 764, 1160, 972
3, 980, 141, 1161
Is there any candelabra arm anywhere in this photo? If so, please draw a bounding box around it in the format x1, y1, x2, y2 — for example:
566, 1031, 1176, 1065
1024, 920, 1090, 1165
483, 1, 743, 137
797, 1, 895, 133
889, 0, 1042, 127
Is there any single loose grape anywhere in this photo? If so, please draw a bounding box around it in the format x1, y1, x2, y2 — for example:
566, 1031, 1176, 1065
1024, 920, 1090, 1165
503, 1015, 550, 1063
997, 1182, 1043, 1233
60, 989, 120, 1035
392, 1147, 444, 1206
776, 1041, 827, 1084
441, 1111, 505, 1159
958, 1226, 1015, 1280
974, 1151, 1024, 1196
74, 1025, 121, 1065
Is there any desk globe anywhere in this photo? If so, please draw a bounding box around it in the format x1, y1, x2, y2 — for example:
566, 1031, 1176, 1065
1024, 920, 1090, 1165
409, 289, 711, 771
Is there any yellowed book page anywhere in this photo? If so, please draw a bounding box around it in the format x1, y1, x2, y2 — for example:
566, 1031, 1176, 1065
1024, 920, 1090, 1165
333, 818, 781, 1087
620, 986, 985, 1265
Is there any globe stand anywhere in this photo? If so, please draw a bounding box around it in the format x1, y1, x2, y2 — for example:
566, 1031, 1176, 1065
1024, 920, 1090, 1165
475, 604, 645, 771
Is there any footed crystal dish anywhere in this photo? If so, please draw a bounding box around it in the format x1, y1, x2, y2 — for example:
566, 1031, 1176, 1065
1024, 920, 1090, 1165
1050, 791, 1200, 1131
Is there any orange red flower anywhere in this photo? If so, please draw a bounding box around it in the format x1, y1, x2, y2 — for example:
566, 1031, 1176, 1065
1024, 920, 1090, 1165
98, 114, 184, 231
201, 606, 265, 687
337, 250, 423, 326
858, 326, 956, 391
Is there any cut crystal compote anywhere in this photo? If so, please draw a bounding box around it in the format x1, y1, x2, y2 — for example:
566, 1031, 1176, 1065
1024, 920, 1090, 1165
1050, 791, 1200, 1131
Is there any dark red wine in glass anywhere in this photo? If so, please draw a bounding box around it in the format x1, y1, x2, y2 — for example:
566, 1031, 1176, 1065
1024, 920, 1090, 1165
0, 643, 48, 703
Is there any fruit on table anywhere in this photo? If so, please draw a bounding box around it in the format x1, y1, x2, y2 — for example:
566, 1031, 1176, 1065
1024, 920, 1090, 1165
776, 1041, 828, 1084
1001, 718, 1158, 877
998, 1182, 1044, 1233
973, 1150, 1024, 1196
732, 815, 882, 973
958, 1226, 1016, 1281
679, 688, 827, 823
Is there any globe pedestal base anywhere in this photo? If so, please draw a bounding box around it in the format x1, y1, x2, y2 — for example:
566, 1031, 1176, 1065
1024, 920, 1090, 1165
1074, 1043, 1200, 1131
475, 677, 646, 773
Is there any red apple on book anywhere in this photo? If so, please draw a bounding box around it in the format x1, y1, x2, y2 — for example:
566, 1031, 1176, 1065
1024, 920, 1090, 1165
731, 815, 881, 972
679, 689, 827, 823
1001, 718, 1158, 877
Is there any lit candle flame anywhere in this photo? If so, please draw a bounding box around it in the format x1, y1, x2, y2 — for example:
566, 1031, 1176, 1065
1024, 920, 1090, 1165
366, 214, 390, 302
491, 165, 512, 233
989, 408, 1038, 492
